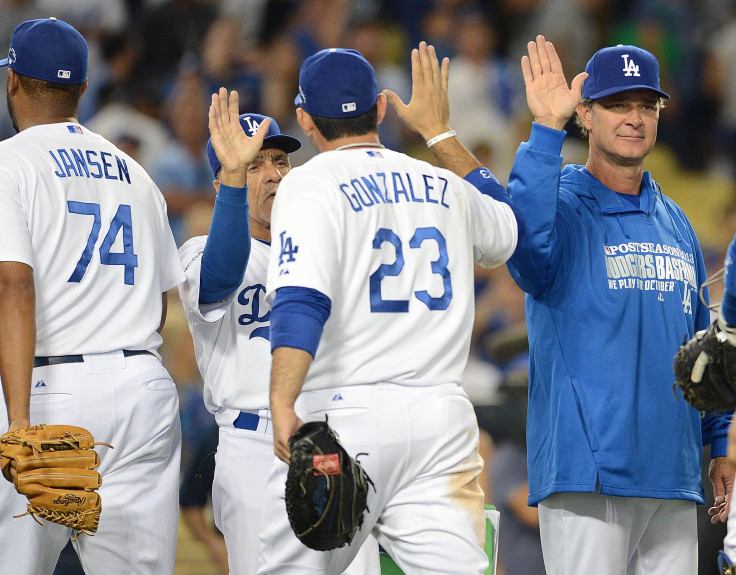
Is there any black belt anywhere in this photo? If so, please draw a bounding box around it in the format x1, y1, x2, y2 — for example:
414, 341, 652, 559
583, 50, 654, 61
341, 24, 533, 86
33, 350, 153, 368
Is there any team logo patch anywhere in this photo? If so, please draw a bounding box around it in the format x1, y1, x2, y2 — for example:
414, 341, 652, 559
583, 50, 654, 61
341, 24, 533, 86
8, 48, 15, 65
244, 116, 260, 136
621, 54, 640, 77
313, 453, 340, 475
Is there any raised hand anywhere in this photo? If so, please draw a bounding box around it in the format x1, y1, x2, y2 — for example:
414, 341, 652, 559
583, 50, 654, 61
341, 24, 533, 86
521, 35, 587, 131
208, 87, 271, 187
383, 41, 451, 142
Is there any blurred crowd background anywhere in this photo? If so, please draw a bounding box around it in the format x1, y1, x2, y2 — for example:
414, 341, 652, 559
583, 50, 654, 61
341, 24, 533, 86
2, 0, 736, 573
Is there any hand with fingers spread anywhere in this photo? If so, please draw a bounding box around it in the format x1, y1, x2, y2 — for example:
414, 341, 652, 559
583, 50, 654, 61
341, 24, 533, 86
208, 87, 272, 187
383, 41, 451, 142
521, 35, 587, 131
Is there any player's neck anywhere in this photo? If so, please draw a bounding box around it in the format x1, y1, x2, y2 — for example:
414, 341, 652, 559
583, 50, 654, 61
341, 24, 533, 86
17, 114, 80, 132
324, 134, 383, 152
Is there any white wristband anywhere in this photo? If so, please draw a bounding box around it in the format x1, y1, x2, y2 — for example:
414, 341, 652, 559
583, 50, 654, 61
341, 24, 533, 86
426, 130, 457, 148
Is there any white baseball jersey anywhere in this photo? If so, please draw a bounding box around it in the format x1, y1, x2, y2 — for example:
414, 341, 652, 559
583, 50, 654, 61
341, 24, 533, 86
266, 147, 518, 391
0, 123, 183, 355
178, 236, 272, 422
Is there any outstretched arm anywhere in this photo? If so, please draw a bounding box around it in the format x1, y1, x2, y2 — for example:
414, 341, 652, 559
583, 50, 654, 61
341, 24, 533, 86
521, 35, 587, 130
208, 88, 271, 187
384, 41, 480, 177
199, 89, 272, 304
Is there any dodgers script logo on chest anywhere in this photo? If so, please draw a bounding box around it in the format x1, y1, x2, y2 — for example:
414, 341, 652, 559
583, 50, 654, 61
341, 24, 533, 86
238, 283, 270, 340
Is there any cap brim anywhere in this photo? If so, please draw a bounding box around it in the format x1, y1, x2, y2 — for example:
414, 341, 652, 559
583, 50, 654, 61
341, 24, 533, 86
263, 134, 302, 153
0, 58, 9, 68
588, 85, 670, 99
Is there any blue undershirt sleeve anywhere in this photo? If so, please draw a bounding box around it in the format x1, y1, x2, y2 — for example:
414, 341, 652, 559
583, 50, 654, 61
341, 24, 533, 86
199, 183, 250, 304
702, 411, 732, 457
270, 287, 331, 357
722, 235, 736, 325
464, 167, 526, 247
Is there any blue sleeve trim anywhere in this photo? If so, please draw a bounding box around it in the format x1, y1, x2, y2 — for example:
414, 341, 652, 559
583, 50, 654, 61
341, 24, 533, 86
711, 436, 729, 458
199, 184, 250, 304
464, 167, 526, 248
464, 167, 505, 200
702, 411, 732, 456
528, 122, 566, 154
722, 292, 736, 326
270, 287, 331, 356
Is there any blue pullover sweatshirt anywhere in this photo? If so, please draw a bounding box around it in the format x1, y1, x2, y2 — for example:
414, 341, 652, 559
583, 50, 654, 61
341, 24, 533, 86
507, 124, 730, 506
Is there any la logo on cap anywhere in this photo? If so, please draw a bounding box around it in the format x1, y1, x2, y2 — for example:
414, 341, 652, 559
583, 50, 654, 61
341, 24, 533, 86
244, 116, 260, 135
621, 54, 640, 77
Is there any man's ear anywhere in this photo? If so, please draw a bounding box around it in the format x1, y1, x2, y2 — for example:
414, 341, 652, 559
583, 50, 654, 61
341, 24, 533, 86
296, 108, 316, 138
376, 93, 387, 125
7, 69, 19, 96
576, 102, 593, 132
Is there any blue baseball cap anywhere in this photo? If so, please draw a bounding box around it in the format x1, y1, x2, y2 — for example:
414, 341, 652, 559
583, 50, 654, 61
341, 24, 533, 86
582, 44, 669, 100
206, 113, 302, 178
294, 48, 378, 118
0, 18, 88, 85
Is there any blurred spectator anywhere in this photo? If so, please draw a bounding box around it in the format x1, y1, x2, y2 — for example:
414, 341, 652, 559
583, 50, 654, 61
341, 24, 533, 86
498, 0, 605, 68
0, 0, 43, 47
179, 423, 229, 575
349, 17, 412, 152
473, 267, 528, 373
135, 0, 219, 105
447, 6, 527, 181
703, 4, 736, 179
34, 0, 131, 122
220, 0, 270, 42
86, 93, 172, 172
200, 17, 263, 114
0, 0, 44, 140
489, 405, 546, 575
81, 30, 142, 122
149, 67, 215, 245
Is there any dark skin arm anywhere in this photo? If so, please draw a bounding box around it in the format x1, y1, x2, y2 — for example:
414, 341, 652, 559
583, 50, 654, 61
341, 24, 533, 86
0, 262, 35, 432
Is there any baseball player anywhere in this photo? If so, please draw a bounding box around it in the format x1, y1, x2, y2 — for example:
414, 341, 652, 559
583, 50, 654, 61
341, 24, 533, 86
704, 233, 736, 575
258, 43, 521, 574
0, 18, 184, 575
177, 89, 379, 575
505, 37, 733, 575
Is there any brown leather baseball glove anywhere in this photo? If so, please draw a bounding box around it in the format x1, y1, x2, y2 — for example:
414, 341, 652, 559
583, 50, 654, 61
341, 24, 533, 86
0, 424, 110, 538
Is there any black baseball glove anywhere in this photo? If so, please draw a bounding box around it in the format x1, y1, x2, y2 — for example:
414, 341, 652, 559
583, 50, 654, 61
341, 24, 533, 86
284, 418, 373, 551
673, 316, 736, 412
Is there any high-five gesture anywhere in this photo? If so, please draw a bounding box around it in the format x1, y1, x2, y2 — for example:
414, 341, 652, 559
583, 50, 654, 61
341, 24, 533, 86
208, 87, 271, 187
521, 35, 587, 131
384, 41, 451, 142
